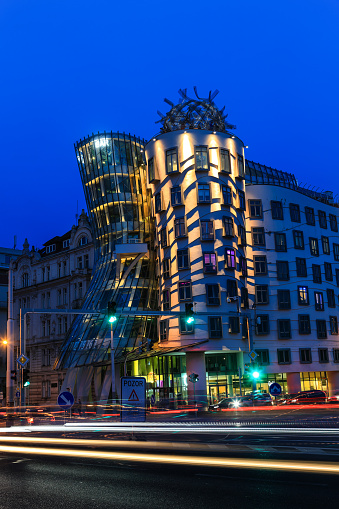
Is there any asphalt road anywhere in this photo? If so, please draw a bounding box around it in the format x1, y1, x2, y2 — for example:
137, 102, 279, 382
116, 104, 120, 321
0, 450, 338, 509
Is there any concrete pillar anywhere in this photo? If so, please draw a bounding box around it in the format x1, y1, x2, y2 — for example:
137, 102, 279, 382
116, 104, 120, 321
286, 372, 301, 394
327, 371, 339, 397
186, 351, 207, 406
131, 360, 138, 376
227, 375, 234, 396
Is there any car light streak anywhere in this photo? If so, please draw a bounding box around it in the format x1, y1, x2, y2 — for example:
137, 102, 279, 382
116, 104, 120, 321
0, 444, 338, 474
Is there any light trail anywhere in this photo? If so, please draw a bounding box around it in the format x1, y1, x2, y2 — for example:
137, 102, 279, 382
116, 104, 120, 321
0, 443, 338, 474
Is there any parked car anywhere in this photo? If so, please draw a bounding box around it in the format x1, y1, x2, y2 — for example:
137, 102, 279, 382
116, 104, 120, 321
327, 391, 339, 403
279, 390, 326, 405
229, 394, 273, 408
209, 398, 234, 411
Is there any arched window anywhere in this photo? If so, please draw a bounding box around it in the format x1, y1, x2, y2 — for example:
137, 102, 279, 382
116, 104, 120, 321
78, 236, 88, 246
22, 273, 29, 288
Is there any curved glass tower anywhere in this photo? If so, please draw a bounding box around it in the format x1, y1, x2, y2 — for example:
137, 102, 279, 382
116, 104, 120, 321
56, 133, 157, 389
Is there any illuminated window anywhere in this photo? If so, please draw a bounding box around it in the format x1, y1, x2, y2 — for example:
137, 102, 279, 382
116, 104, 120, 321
198, 183, 211, 203
166, 148, 178, 173
220, 148, 231, 173
195, 146, 209, 170
225, 248, 236, 269
203, 252, 217, 273
314, 291, 324, 311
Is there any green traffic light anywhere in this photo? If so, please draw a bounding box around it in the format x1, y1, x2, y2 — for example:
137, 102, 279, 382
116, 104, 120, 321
252, 370, 260, 379
109, 316, 117, 323
24, 381, 30, 387
186, 316, 195, 324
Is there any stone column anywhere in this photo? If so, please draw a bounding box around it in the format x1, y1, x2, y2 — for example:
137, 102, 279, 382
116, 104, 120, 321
327, 371, 339, 397
286, 372, 301, 394
186, 351, 207, 406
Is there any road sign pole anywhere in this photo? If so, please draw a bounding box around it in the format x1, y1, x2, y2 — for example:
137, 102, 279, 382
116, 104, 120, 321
111, 322, 115, 404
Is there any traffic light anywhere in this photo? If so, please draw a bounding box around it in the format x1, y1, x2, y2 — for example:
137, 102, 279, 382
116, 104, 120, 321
189, 373, 199, 383
10, 370, 17, 382
108, 301, 117, 323
185, 303, 195, 324
249, 366, 262, 380
23, 369, 30, 387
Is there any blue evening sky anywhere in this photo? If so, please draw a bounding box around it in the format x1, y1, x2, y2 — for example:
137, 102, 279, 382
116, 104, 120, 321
0, 0, 338, 249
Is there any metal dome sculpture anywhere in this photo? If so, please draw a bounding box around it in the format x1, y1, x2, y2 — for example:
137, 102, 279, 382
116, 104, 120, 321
156, 87, 236, 134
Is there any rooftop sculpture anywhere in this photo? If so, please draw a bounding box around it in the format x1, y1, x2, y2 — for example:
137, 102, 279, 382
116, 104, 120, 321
156, 87, 236, 134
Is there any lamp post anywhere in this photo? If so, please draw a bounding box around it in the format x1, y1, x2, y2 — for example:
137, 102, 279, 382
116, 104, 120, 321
109, 317, 116, 404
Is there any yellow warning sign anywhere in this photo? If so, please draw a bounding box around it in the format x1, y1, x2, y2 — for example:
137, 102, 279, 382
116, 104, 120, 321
128, 389, 139, 402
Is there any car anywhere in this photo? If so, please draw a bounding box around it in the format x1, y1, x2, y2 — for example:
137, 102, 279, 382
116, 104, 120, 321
228, 395, 273, 408
327, 391, 339, 403
279, 390, 326, 405
208, 398, 234, 411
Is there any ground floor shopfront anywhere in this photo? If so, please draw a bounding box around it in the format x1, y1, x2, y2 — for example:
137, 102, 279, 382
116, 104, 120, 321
127, 351, 339, 406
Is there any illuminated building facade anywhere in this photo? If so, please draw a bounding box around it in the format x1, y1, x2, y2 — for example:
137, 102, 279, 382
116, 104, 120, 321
56, 90, 339, 405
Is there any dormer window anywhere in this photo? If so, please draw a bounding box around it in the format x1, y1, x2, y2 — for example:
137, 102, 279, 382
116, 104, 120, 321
63, 239, 70, 248
78, 236, 88, 247
46, 244, 56, 254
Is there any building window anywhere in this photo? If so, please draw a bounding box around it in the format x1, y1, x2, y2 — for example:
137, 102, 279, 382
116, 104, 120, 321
178, 281, 192, 301
42, 381, 51, 399
208, 316, 222, 338
305, 207, 315, 226
277, 349, 291, 365
325, 262, 333, 281
256, 315, 269, 335
229, 317, 240, 333
78, 236, 88, 246
162, 289, 170, 311
329, 214, 338, 232
276, 261, 289, 281
22, 273, 29, 288
155, 193, 162, 213
322, 236, 330, 255
241, 287, 249, 308
180, 316, 194, 334
198, 183, 211, 203
58, 263, 61, 278
171, 186, 182, 206
296, 258, 307, 277
238, 225, 246, 246
334, 244, 339, 262
78, 282, 83, 299
253, 227, 265, 246
289, 203, 301, 222
62, 288, 68, 305
206, 284, 220, 306
63, 239, 70, 248
298, 286, 309, 305
77, 256, 83, 269
315, 291, 324, 311
225, 248, 236, 269
46, 244, 56, 254
200, 220, 214, 241
277, 289, 291, 310
240, 256, 247, 277
330, 316, 338, 335
300, 348, 312, 363
299, 314, 311, 334
58, 317, 62, 335
63, 317, 68, 333
160, 228, 167, 248
148, 157, 155, 182
203, 252, 217, 273
166, 148, 178, 173
237, 155, 244, 177
221, 185, 232, 206
163, 258, 170, 279
278, 319, 291, 339
327, 288, 336, 308
160, 320, 168, 342
336, 269, 339, 287
178, 249, 189, 269
309, 238, 319, 256
84, 254, 89, 268
41, 293, 45, 309
274, 233, 287, 252
46, 292, 51, 308
195, 146, 209, 170
223, 217, 234, 237
46, 320, 51, 336
220, 148, 231, 173
227, 279, 238, 298
312, 264, 322, 284
319, 348, 329, 363
256, 349, 270, 365
57, 289, 61, 306
256, 285, 269, 304
249, 200, 262, 218
334, 349, 339, 363
293, 231, 304, 250
174, 218, 186, 238
316, 320, 327, 339
238, 190, 245, 210
318, 210, 327, 229
63, 261, 67, 276
271, 201, 283, 220
254, 256, 267, 275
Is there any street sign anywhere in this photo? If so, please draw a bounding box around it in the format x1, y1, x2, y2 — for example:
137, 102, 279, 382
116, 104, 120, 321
121, 377, 146, 422
15, 391, 20, 398
248, 350, 257, 361
269, 382, 282, 396
57, 391, 75, 408
16, 354, 29, 367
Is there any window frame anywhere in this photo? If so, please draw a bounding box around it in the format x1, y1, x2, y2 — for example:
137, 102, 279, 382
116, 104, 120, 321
289, 203, 301, 222
166, 147, 179, 174
195, 145, 209, 171
171, 186, 182, 207
208, 316, 223, 339
249, 199, 263, 219
293, 230, 304, 250
255, 284, 269, 305
274, 232, 287, 252
219, 148, 231, 173
278, 319, 292, 339
271, 201, 284, 220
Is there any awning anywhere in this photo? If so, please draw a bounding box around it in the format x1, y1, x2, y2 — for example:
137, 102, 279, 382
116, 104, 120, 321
114, 340, 208, 363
